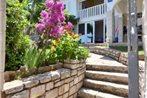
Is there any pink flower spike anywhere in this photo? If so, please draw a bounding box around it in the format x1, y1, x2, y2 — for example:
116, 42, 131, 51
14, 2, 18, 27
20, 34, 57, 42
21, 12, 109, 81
67, 22, 73, 29
41, 10, 48, 18
36, 23, 45, 33
46, 0, 54, 8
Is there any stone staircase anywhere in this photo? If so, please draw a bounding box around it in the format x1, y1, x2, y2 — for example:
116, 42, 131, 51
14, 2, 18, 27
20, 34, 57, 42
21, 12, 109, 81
77, 53, 128, 98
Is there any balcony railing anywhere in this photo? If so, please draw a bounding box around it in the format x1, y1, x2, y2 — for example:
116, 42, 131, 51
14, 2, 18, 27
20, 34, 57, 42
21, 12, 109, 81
78, 3, 106, 19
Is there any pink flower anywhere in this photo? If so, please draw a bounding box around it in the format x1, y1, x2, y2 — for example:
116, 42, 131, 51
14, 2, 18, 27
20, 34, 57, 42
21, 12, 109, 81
36, 23, 45, 33
64, 22, 73, 30
41, 10, 48, 18
54, 2, 64, 11
36, 0, 66, 38
58, 26, 64, 34
68, 22, 73, 28
60, 15, 66, 22
46, 0, 54, 8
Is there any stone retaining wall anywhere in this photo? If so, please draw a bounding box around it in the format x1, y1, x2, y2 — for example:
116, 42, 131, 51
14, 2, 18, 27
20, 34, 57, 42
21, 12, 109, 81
89, 47, 128, 65
88, 46, 144, 66
3, 64, 86, 98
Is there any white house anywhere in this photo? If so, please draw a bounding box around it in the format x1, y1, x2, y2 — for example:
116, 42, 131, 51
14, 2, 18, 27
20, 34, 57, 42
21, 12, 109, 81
62, 0, 143, 44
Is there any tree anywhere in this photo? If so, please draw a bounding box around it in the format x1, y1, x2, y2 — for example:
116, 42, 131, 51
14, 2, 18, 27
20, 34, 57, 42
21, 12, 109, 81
128, 0, 139, 98
142, 0, 147, 98
0, 0, 6, 97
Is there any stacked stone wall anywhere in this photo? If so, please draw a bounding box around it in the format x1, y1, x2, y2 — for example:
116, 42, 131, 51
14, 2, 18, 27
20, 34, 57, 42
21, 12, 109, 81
89, 46, 144, 65
3, 64, 86, 98
89, 47, 128, 65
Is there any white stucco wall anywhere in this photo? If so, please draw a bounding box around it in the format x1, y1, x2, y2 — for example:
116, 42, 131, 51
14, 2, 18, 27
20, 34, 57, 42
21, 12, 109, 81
106, 0, 121, 11
62, 0, 78, 17
62, 0, 69, 10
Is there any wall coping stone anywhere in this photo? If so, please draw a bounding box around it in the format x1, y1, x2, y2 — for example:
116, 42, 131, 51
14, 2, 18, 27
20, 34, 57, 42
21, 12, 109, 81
3, 80, 24, 94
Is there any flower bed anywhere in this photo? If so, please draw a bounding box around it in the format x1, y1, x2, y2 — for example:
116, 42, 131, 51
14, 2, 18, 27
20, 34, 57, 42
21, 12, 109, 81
5, 0, 89, 75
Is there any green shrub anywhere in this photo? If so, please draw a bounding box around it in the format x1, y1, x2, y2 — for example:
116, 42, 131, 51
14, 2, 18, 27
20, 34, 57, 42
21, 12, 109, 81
6, 0, 31, 71
44, 49, 58, 65
55, 31, 89, 62
64, 10, 77, 26
77, 47, 90, 60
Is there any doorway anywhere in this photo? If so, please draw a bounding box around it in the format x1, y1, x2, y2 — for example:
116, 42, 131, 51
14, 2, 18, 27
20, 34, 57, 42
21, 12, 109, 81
87, 22, 94, 43
95, 20, 104, 43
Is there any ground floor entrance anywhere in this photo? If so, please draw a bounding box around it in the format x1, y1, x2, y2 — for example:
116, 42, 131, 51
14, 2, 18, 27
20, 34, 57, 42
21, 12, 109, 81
95, 20, 104, 43
78, 19, 106, 44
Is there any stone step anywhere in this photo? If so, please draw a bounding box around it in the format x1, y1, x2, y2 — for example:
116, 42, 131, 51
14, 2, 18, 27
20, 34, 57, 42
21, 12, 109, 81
86, 64, 128, 73
83, 79, 128, 97
86, 70, 128, 84
78, 88, 126, 98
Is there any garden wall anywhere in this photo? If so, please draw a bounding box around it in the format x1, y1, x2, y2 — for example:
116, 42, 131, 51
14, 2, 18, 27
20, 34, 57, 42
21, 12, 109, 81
89, 47, 128, 65
2, 64, 86, 98
88, 46, 144, 65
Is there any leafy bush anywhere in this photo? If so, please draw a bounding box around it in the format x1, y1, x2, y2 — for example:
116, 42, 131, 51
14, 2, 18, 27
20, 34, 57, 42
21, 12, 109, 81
6, 0, 86, 71
55, 31, 79, 61
26, 0, 45, 24
6, 0, 31, 71
55, 31, 89, 62
76, 47, 90, 60
44, 48, 58, 65
64, 10, 78, 26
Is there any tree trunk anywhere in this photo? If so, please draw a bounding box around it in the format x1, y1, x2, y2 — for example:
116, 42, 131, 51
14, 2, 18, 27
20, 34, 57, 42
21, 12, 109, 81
0, 0, 6, 97
142, 0, 147, 98
128, 0, 139, 98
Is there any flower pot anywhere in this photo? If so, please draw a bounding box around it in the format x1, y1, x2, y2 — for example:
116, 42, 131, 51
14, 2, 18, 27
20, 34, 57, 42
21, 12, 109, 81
63, 59, 86, 69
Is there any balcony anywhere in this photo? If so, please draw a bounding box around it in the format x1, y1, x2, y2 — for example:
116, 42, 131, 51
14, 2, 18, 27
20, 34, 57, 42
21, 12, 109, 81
78, 3, 106, 19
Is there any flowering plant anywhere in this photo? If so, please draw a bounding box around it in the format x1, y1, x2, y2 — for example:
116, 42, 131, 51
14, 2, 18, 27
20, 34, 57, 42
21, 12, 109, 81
36, 0, 65, 48
35, 0, 89, 65
54, 23, 89, 62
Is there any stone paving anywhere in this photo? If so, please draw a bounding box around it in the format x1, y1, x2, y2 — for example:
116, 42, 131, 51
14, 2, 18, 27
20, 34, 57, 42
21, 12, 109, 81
86, 53, 126, 67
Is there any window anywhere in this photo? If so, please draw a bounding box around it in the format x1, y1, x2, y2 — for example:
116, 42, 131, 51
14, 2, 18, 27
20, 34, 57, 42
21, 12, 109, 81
64, 4, 66, 9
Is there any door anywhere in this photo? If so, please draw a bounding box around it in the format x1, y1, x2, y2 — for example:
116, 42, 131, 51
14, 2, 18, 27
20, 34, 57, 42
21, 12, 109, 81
95, 20, 104, 43
87, 22, 94, 43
